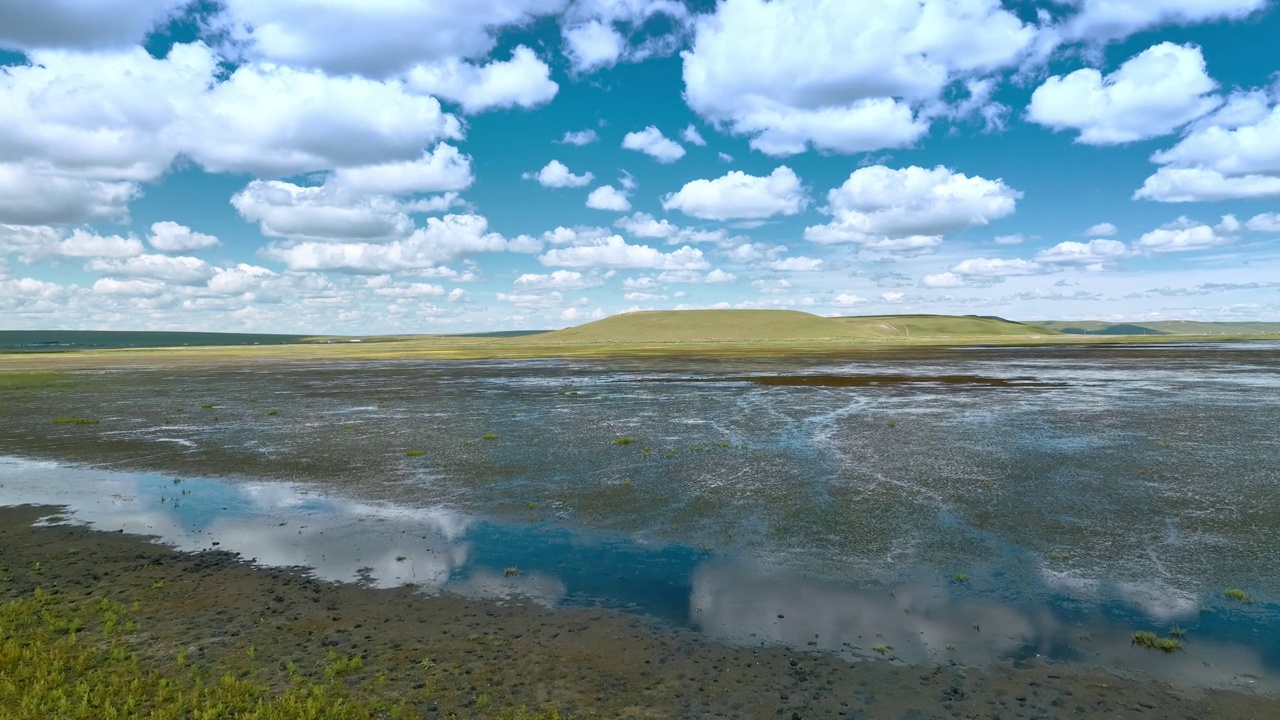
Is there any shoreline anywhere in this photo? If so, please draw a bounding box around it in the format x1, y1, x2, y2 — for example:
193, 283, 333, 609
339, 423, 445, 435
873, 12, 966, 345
3, 503, 1278, 718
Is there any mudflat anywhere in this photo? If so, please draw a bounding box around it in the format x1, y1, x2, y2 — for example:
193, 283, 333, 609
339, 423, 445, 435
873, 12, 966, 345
3, 504, 1276, 719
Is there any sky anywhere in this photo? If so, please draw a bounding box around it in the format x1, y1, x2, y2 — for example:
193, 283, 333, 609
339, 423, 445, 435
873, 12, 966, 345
2, 0, 1279, 334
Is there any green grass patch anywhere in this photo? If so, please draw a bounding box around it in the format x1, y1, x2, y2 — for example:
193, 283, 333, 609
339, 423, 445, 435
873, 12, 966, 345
404, 449, 424, 457
51, 417, 99, 425
1131, 630, 1183, 653
201, 403, 214, 409
1224, 587, 1252, 602
614, 437, 635, 445
0, 371, 70, 391
266, 409, 280, 416
482, 432, 499, 440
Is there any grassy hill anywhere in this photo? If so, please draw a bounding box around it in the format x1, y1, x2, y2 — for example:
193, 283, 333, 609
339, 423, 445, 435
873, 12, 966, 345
833, 314, 1059, 338
1034, 320, 1280, 336
518, 310, 1058, 345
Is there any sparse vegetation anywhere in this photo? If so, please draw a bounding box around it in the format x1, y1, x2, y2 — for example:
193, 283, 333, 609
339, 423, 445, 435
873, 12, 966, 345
201, 403, 214, 409
1224, 587, 1252, 602
266, 409, 279, 416
614, 437, 635, 445
404, 449, 424, 457
483, 432, 499, 440
953, 572, 968, 583
1132, 630, 1183, 653
872, 644, 890, 655
51, 417, 99, 425
504, 566, 520, 577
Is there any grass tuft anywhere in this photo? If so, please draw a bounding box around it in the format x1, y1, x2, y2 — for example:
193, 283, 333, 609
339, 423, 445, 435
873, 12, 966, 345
1224, 587, 1252, 602
482, 433, 499, 440
1132, 630, 1183, 653
404, 449, 424, 457
614, 437, 635, 445
52, 417, 99, 425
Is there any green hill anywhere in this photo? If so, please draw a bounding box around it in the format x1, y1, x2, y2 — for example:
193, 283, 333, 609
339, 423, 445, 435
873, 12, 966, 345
517, 310, 1058, 345
1034, 321, 1280, 336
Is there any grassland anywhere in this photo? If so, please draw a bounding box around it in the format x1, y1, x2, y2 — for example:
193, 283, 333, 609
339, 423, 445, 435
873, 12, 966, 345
1, 310, 1277, 371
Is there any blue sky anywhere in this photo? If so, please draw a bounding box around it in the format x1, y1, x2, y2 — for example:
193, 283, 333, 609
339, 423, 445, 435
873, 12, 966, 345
2, 0, 1279, 334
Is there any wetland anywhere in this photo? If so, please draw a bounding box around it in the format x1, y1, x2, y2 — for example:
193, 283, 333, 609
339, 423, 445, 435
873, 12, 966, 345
2, 341, 1278, 717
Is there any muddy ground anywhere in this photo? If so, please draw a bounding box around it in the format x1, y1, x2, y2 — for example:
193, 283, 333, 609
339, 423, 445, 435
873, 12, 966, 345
2, 505, 1276, 719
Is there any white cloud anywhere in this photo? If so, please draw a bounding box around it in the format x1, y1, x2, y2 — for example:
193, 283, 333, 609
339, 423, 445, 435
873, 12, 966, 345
373, 282, 447, 298
207, 264, 276, 296
682, 0, 1034, 155
833, 293, 867, 306
148, 222, 219, 253
881, 291, 906, 303
405, 46, 558, 113
263, 214, 511, 274
327, 145, 474, 197
540, 236, 709, 270
681, 125, 707, 146
1134, 216, 1237, 253
1035, 239, 1129, 264
513, 270, 603, 290
615, 212, 679, 239
188, 62, 461, 178
563, 20, 626, 73
1134, 167, 1280, 202
993, 234, 1024, 245
218, 0, 565, 77
769, 256, 823, 272
586, 186, 632, 212
524, 160, 594, 188
1058, 0, 1267, 43
621, 126, 686, 163
561, 306, 605, 322
57, 229, 144, 258
662, 167, 806, 221
805, 165, 1020, 247
1083, 222, 1118, 236
1027, 43, 1220, 145
718, 152, 734, 163
951, 258, 1042, 276
922, 272, 966, 288
88, 254, 213, 285
91, 277, 166, 297
1136, 98, 1280, 202
0, 0, 190, 52
705, 269, 737, 284
0, 163, 139, 225
1246, 213, 1280, 232
559, 129, 600, 146
233, 181, 416, 242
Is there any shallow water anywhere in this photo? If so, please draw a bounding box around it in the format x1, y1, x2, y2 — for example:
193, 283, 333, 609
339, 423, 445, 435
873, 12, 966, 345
2, 342, 1278, 692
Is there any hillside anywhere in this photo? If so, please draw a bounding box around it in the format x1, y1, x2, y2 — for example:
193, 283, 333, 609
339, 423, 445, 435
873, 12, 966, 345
1035, 321, 1280, 336
833, 314, 1059, 338
517, 310, 1057, 345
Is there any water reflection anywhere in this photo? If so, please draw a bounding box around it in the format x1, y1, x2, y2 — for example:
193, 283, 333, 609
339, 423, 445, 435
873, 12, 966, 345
0, 455, 1274, 695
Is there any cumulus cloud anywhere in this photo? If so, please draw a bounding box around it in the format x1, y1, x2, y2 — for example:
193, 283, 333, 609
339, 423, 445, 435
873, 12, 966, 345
1083, 222, 1118, 236
217, 0, 565, 77
832, 293, 867, 306
57, 230, 144, 259
768, 256, 823, 272
1027, 43, 1220, 145
586, 186, 632, 212
559, 129, 599, 146
1056, 0, 1267, 44
326, 145, 474, 197
682, 0, 1034, 155
621, 126, 686, 163
805, 165, 1020, 248
148, 222, 219, 253
0, 0, 191, 52
513, 270, 604, 290
1136, 100, 1280, 202
681, 125, 707, 146
263, 214, 511, 274
0, 163, 139, 225
91, 277, 166, 297
1246, 213, 1280, 232
88, 254, 214, 285
539, 236, 709, 270
563, 20, 626, 73
951, 258, 1042, 277
1134, 216, 1238, 253
662, 167, 806, 221
523, 160, 594, 188
922, 272, 966, 288
1034, 239, 1130, 264
405, 46, 558, 113
615, 212, 679, 239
